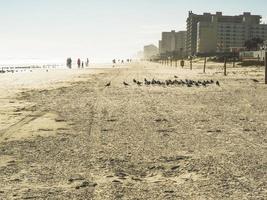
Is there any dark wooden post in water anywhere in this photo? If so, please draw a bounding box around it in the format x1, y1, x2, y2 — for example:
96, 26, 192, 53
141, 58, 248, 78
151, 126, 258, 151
224, 57, 227, 76
203, 57, 207, 73
265, 51, 267, 84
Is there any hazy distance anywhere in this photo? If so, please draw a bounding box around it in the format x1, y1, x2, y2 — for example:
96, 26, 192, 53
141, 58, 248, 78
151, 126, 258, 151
0, 0, 266, 64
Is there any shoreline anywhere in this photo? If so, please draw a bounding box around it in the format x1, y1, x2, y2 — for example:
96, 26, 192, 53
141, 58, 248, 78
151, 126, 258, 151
0, 66, 120, 142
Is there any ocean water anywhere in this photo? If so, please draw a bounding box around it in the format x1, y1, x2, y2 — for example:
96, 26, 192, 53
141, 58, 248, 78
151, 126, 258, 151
0, 58, 117, 72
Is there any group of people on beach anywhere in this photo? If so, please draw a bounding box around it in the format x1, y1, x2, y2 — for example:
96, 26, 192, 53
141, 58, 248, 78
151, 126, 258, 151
112, 59, 132, 67
66, 58, 132, 69
66, 58, 89, 69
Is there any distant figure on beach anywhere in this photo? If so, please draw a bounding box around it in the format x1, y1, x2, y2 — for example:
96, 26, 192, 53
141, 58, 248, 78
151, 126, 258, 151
82, 62, 84, 68
121, 60, 124, 64
86, 58, 89, 67
67, 58, 72, 69
77, 59, 81, 68
112, 59, 116, 67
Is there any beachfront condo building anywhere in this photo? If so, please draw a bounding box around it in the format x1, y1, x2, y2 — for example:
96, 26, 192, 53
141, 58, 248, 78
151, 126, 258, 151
159, 30, 186, 58
186, 12, 214, 56
175, 31, 187, 55
186, 11, 267, 56
143, 44, 158, 60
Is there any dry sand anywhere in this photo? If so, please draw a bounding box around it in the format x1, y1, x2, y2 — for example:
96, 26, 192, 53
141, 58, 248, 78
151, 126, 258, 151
0, 61, 266, 199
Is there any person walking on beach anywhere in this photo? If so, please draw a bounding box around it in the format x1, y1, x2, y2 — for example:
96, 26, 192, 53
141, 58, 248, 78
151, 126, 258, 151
112, 59, 116, 67
86, 58, 89, 67
67, 58, 72, 69
77, 58, 81, 68
82, 62, 84, 68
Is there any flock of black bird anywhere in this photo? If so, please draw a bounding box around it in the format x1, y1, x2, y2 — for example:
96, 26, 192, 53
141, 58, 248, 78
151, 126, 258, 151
106, 76, 220, 87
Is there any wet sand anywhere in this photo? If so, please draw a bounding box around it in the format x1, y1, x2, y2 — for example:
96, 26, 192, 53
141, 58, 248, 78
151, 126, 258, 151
0, 61, 266, 199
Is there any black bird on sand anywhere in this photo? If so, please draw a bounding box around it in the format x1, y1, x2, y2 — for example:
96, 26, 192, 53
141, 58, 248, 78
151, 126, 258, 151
216, 81, 220, 86
174, 75, 178, 79
186, 83, 193, 87
123, 81, 129, 86
252, 79, 259, 83
200, 80, 209, 86
105, 82, 111, 87
133, 79, 137, 83
137, 81, 142, 86
145, 81, 151, 85
180, 80, 186, 85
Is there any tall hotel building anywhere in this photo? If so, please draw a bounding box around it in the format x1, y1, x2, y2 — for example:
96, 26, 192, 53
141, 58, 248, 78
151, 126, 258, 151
186, 11, 267, 56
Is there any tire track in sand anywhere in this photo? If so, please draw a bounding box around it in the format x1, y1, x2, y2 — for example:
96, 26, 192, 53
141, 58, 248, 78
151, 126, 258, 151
0, 107, 45, 143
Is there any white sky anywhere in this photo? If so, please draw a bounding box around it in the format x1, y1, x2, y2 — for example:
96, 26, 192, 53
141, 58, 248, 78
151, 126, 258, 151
0, 0, 266, 63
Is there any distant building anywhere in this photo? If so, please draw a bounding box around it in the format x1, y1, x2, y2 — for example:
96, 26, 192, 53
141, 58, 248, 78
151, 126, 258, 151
160, 30, 186, 57
196, 21, 217, 54
143, 44, 158, 60
161, 31, 176, 54
186, 11, 267, 56
159, 40, 163, 54
175, 31, 187, 56
240, 50, 266, 61
261, 40, 267, 50
186, 12, 214, 56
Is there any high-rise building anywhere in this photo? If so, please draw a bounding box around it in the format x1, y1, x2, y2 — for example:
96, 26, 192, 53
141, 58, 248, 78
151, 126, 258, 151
187, 11, 267, 56
186, 12, 213, 56
175, 31, 187, 54
161, 31, 176, 54
160, 30, 186, 57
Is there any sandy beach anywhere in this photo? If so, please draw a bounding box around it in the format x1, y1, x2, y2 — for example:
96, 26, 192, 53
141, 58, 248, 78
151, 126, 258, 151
0, 61, 266, 199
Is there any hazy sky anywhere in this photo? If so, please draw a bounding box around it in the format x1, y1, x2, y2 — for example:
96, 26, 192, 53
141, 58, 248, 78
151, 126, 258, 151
0, 0, 266, 63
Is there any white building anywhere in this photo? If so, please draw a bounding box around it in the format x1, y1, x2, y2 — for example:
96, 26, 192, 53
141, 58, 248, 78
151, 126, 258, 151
187, 12, 267, 55
160, 30, 186, 56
